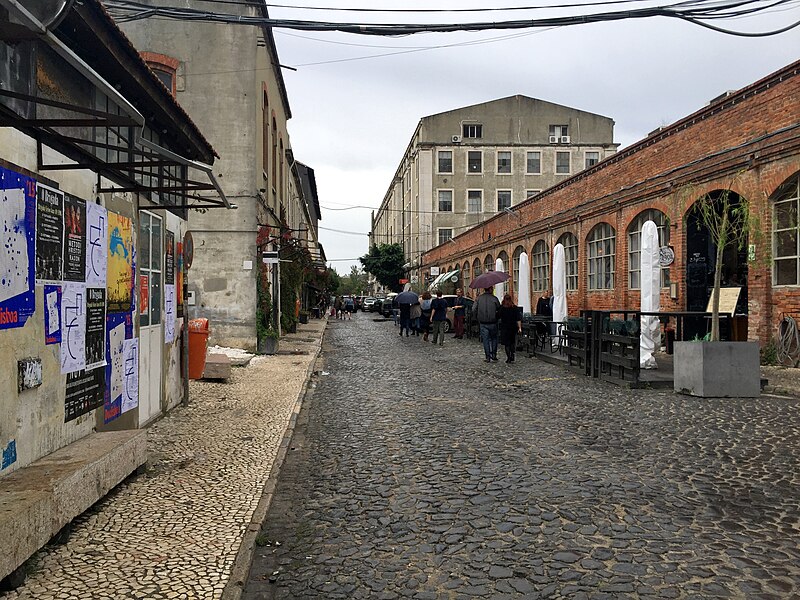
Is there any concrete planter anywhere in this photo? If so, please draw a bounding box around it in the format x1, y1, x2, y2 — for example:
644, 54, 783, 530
673, 341, 760, 397
258, 337, 279, 355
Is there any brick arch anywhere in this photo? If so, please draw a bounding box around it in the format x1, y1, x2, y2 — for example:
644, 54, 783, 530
140, 51, 179, 96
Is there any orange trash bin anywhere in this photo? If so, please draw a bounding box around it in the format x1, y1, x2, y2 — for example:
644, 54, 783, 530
188, 318, 210, 379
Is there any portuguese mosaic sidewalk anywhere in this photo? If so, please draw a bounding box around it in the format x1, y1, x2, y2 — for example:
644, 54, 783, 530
0, 318, 326, 600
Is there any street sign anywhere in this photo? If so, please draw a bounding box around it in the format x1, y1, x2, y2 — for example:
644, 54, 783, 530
262, 251, 279, 265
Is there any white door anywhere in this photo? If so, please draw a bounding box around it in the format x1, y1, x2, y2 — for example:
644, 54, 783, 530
138, 211, 163, 424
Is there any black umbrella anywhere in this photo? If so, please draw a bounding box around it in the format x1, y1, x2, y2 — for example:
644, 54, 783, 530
395, 291, 419, 304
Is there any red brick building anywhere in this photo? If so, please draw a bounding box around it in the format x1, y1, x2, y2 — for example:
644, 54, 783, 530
422, 61, 800, 345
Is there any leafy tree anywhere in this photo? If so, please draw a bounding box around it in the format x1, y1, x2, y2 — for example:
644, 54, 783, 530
360, 243, 405, 292
336, 265, 369, 295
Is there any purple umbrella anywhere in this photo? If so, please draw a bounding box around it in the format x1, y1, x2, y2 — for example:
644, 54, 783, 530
469, 270, 510, 290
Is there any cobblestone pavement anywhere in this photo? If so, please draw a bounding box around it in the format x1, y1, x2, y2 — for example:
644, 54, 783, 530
244, 312, 800, 599
1, 321, 325, 600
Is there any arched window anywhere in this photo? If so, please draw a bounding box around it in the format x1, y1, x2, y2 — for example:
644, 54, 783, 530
473, 258, 482, 279
271, 118, 278, 186
774, 175, 800, 285
587, 223, 616, 290
279, 139, 285, 196
628, 209, 670, 289
497, 250, 508, 271
463, 260, 471, 289
141, 52, 179, 97
557, 232, 579, 291
531, 240, 549, 292
484, 254, 494, 274
512, 246, 524, 296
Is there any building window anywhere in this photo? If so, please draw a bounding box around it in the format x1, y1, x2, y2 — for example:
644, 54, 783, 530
526, 151, 541, 174
497, 190, 512, 211
556, 152, 571, 174
262, 91, 269, 175
585, 151, 600, 168
532, 240, 549, 292
526, 190, 542, 201
774, 175, 800, 285
141, 52, 179, 97
438, 150, 452, 174
484, 254, 494, 274
497, 151, 512, 174
463, 123, 483, 138
628, 209, 670, 289
549, 124, 569, 138
438, 228, 453, 245
438, 189, 453, 212
587, 223, 616, 290
558, 232, 579, 291
463, 260, 471, 289
512, 246, 524, 297
467, 190, 482, 213
468, 151, 482, 174
473, 258, 482, 278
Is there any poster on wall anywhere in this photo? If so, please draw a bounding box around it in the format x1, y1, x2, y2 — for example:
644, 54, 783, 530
65, 366, 105, 423
62, 193, 86, 282
164, 284, 176, 343
176, 241, 184, 317
104, 313, 126, 424
165, 229, 175, 285
85, 202, 108, 287
60, 282, 86, 374
44, 284, 62, 345
0, 167, 36, 330
35, 184, 64, 283
85, 287, 107, 369
139, 274, 149, 316
121, 338, 139, 414
107, 211, 133, 312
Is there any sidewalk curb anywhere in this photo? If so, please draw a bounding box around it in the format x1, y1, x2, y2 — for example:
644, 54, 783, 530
221, 320, 327, 600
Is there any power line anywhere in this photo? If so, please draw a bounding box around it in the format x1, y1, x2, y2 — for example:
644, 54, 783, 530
105, 0, 800, 37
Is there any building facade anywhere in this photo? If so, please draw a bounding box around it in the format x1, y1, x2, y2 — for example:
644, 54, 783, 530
422, 61, 800, 346
371, 96, 618, 283
119, 0, 323, 349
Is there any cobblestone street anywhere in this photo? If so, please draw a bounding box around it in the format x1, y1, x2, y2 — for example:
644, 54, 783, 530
245, 312, 800, 599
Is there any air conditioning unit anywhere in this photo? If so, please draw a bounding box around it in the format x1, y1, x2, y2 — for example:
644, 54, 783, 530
451, 135, 462, 143
560, 135, 571, 144
548, 135, 558, 144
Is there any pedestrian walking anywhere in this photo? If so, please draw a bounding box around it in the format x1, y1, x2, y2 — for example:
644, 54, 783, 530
452, 287, 467, 339
472, 286, 501, 362
499, 293, 523, 363
398, 302, 412, 336
334, 296, 343, 320
409, 301, 422, 336
430, 290, 449, 346
420, 291, 432, 341
343, 296, 354, 319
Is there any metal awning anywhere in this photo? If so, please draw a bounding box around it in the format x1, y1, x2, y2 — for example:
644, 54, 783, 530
429, 269, 460, 290
0, 0, 231, 210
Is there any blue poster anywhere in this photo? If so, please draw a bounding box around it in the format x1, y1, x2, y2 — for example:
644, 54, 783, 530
0, 167, 36, 330
104, 310, 133, 424
44, 284, 62, 345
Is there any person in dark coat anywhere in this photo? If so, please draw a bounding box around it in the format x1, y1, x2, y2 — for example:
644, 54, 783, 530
499, 293, 523, 363
398, 302, 412, 336
419, 291, 433, 341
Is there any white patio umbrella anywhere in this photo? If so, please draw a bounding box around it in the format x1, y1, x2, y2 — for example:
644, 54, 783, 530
494, 258, 505, 301
640, 220, 661, 369
552, 243, 567, 347
518, 252, 531, 314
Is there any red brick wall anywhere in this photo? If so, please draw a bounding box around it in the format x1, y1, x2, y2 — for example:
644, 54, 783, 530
424, 61, 800, 344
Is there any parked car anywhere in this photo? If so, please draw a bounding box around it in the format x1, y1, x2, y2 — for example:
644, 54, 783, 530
362, 297, 377, 311
380, 293, 398, 318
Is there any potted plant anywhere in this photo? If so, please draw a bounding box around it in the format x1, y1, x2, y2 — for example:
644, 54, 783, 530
673, 182, 762, 397
258, 326, 279, 355
299, 310, 309, 324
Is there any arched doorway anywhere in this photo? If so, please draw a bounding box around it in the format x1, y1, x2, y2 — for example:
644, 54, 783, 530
685, 190, 749, 340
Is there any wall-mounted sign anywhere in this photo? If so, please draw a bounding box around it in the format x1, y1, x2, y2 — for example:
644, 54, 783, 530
659, 246, 675, 267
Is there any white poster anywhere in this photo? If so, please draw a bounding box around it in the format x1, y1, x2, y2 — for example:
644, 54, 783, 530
164, 284, 176, 343
46, 288, 60, 335
85, 202, 108, 287
0, 187, 30, 303
121, 338, 139, 414
60, 283, 86, 374
109, 321, 125, 401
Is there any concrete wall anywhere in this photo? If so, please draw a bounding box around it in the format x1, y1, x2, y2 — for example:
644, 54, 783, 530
0, 129, 188, 475
121, 13, 295, 351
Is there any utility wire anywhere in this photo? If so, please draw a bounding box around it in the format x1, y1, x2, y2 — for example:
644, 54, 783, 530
105, 0, 800, 37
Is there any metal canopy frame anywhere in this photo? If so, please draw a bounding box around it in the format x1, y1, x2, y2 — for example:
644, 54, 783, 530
0, 71, 229, 211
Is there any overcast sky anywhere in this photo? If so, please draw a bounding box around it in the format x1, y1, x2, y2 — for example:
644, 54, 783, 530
267, 1, 800, 276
